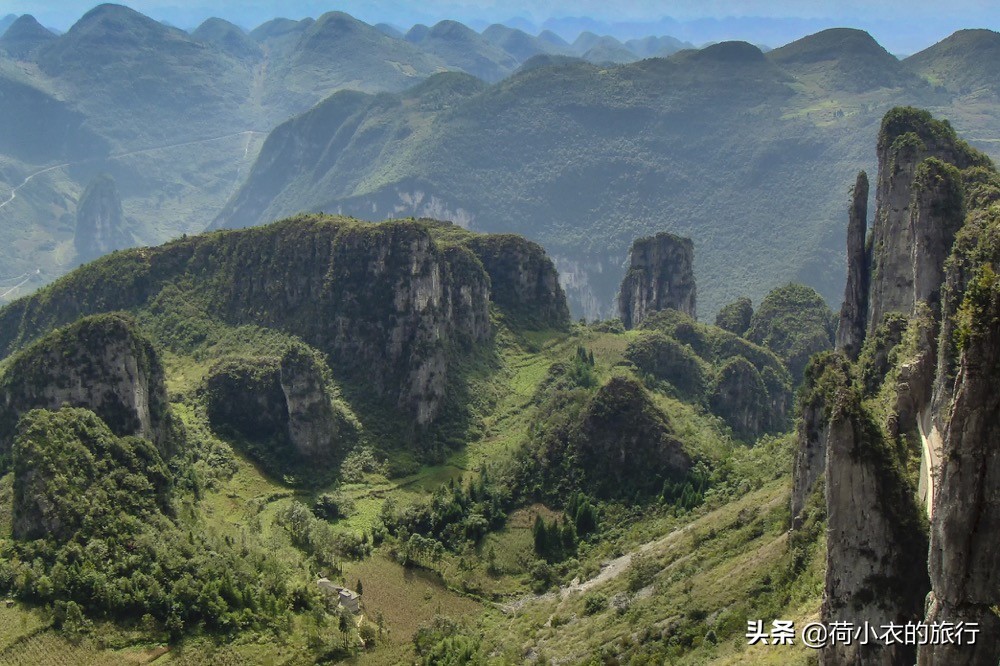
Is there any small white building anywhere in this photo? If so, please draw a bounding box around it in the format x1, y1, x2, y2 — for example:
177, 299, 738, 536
317, 578, 361, 613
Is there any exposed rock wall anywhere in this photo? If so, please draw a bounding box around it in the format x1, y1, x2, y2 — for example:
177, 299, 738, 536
793, 108, 1000, 666
867, 108, 985, 333
279, 346, 340, 461
205, 358, 289, 443
835, 171, 869, 360
618, 232, 696, 328
0, 215, 568, 428
790, 353, 847, 529
821, 380, 929, 666
909, 158, 965, 315
0, 313, 176, 458
74, 173, 132, 263
465, 233, 570, 329
919, 219, 1000, 666
205, 346, 343, 462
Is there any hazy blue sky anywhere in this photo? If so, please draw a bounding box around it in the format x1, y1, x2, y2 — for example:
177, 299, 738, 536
1, 1, 997, 54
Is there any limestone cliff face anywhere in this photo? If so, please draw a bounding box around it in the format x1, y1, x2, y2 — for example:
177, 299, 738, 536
0, 313, 176, 458
867, 108, 985, 333
464, 233, 570, 329
74, 173, 132, 263
909, 158, 966, 315
205, 346, 342, 462
835, 171, 870, 360
790, 353, 847, 529
1, 216, 540, 428
618, 232, 696, 328
279, 346, 340, 461
205, 358, 289, 444
238, 221, 491, 426
794, 107, 1000, 666
919, 218, 1000, 666
821, 381, 929, 666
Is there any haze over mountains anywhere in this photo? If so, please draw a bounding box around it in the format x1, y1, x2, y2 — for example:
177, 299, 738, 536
3, 4, 1000, 664
1, 4, 999, 318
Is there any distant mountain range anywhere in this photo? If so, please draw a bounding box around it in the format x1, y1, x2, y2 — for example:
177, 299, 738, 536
0, 5, 999, 318
211, 26, 1000, 316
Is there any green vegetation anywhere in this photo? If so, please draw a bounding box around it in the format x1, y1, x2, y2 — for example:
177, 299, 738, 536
877, 106, 992, 168
0, 210, 827, 662
213, 33, 1000, 321
1, 408, 293, 635
715, 296, 754, 336
746, 283, 836, 382
628, 308, 793, 439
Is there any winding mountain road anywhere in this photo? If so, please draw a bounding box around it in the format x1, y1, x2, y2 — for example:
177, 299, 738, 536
0, 130, 266, 213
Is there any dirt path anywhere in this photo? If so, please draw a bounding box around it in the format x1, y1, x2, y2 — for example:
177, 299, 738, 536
918, 410, 942, 519
501, 522, 695, 614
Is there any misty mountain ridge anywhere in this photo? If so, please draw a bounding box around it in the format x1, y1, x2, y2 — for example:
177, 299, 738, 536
210, 25, 1000, 318
0, 4, 998, 323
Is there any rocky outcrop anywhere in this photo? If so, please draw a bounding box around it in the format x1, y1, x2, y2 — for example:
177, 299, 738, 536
464, 233, 570, 329
714, 297, 753, 336
708, 357, 768, 440
835, 171, 870, 360
0, 215, 527, 428
279, 222, 489, 425
279, 346, 340, 461
0, 313, 177, 458
205, 345, 342, 462
909, 158, 965, 314
867, 108, 986, 334
618, 233, 696, 328
821, 379, 929, 666
205, 358, 289, 444
793, 107, 1000, 666
790, 353, 846, 529
74, 173, 132, 263
575, 376, 692, 499
919, 217, 1000, 666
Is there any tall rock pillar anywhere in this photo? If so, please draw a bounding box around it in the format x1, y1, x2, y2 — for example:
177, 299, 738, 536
618, 232, 696, 328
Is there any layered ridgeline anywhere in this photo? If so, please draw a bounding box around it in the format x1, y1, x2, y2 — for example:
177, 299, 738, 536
0, 3, 687, 301
4, 13, 1000, 319
212, 28, 1000, 319
0, 5, 594, 301
790, 107, 1000, 665
0, 212, 836, 662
